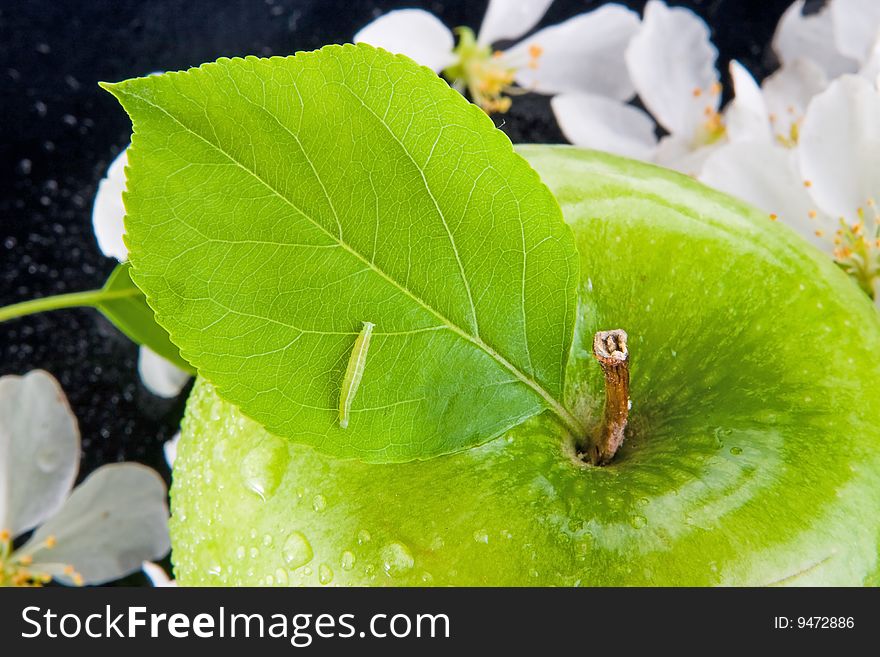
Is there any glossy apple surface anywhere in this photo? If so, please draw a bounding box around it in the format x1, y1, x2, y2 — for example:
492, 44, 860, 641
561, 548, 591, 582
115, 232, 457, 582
169, 147, 880, 586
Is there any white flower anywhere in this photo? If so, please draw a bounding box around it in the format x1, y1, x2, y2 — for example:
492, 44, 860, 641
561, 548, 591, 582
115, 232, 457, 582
142, 560, 176, 587
0, 370, 170, 586
773, 0, 858, 79
92, 148, 190, 398
775, 0, 880, 81
552, 1, 725, 175
724, 57, 828, 147
702, 75, 880, 303
141, 431, 180, 587
163, 431, 180, 470
354, 0, 639, 113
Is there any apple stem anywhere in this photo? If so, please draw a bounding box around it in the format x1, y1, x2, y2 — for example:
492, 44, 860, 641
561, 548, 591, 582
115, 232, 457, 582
585, 329, 630, 466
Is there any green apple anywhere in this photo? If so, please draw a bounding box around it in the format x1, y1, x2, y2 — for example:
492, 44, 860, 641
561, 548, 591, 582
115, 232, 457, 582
169, 146, 880, 586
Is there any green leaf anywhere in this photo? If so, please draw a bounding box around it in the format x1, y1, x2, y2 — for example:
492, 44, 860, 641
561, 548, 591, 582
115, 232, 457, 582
103, 44, 580, 462
99, 263, 193, 372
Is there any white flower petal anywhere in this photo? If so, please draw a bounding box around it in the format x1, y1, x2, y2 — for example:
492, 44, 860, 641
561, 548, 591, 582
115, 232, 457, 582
831, 0, 880, 63
798, 75, 880, 222
20, 463, 170, 585
508, 5, 640, 99
773, 0, 857, 79
724, 61, 771, 143
700, 141, 832, 252
92, 149, 129, 261
551, 93, 657, 160
143, 561, 176, 587
626, 0, 719, 137
354, 9, 455, 72
0, 370, 78, 537
858, 36, 880, 83
478, 0, 555, 46
138, 346, 190, 398
653, 134, 721, 177
163, 431, 180, 469
762, 57, 828, 143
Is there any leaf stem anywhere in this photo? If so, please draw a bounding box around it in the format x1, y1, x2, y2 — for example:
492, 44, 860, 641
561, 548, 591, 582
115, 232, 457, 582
583, 329, 630, 466
0, 289, 138, 323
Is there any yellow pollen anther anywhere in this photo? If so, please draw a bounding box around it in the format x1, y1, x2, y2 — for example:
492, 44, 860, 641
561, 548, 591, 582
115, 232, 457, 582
692, 87, 702, 97
0, 530, 10, 542
815, 229, 824, 237
18, 555, 33, 566
769, 213, 778, 221
867, 198, 876, 207
45, 535, 57, 549
808, 210, 817, 219
803, 180, 812, 188
72, 573, 84, 586
528, 44, 543, 60
710, 82, 722, 95
63, 564, 75, 575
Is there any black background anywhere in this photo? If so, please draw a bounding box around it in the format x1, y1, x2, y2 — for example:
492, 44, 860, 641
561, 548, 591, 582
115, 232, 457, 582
2, 0, 798, 584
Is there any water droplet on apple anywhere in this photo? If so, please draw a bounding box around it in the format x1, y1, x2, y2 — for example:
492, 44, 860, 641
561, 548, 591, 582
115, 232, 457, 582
473, 529, 489, 544
528, 568, 539, 578
341, 551, 356, 571
629, 515, 647, 529
421, 571, 434, 584
262, 534, 273, 546
730, 446, 743, 455
275, 568, 289, 586
312, 494, 327, 512
282, 531, 314, 569
319, 563, 334, 584
380, 542, 414, 577
249, 546, 259, 558
240, 439, 287, 501
265, 574, 274, 585
357, 529, 371, 544
235, 546, 246, 560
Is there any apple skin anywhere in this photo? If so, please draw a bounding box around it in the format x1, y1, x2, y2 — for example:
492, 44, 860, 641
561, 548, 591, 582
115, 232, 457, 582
169, 146, 880, 586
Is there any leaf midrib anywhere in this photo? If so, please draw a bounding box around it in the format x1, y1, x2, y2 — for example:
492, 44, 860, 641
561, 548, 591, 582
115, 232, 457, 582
118, 84, 584, 437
